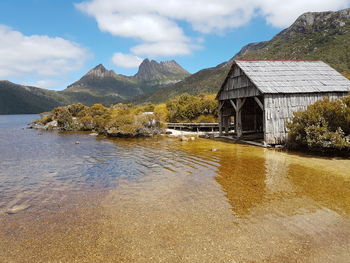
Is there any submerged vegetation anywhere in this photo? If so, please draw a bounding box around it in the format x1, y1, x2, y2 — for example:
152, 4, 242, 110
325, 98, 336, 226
287, 95, 350, 154
32, 93, 218, 137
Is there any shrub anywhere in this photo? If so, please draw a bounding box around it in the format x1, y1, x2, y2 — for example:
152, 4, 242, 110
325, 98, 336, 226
287, 96, 350, 153
194, 114, 217, 123
52, 107, 74, 129
166, 93, 218, 123
153, 103, 169, 122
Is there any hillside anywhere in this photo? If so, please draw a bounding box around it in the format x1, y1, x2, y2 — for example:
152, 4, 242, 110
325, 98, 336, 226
135, 8, 350, 104
0, 81, 67, 114
131, 65, 229, 104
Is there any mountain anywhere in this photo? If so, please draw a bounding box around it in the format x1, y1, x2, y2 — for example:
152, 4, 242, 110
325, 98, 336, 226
0, 81, 68, 114
63, 59, 190, 105
63, 64, 141, 105
131, 65, 229, 104
0, 59, 190, 114
134, 8, 350, 104
134, 59, 190, 84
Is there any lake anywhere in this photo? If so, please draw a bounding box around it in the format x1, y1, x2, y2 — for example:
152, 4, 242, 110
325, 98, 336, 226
0, 114, 350, 263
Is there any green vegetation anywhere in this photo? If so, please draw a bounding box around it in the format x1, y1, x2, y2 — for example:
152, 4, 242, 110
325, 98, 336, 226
33, 93, 218, 136
33, 103, 163, 137
287, 96, 350, 154
166, 94, 218, 123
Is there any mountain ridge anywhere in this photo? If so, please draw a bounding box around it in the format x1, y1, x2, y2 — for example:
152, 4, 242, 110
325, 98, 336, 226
63, 59, 190, 105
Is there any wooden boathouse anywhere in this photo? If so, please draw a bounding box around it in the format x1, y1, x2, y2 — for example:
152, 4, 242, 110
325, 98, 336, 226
216, 60, 350, 145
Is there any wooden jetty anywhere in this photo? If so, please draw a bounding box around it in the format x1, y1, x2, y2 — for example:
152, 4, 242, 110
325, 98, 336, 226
166, 122, 234, 132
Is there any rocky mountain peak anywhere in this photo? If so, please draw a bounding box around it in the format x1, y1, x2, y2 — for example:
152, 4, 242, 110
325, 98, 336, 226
134, 58, 190, 82
86, 64, 117, 78
279, 8, 350, 38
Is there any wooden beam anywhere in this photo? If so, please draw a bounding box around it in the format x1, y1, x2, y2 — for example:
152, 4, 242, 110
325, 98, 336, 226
218, 100, 224, 111
236, 99, 242, 138
254, 97, 264, 110
218, 110, 223, 136
229, 99, 237, 111
224, 116, 229, 135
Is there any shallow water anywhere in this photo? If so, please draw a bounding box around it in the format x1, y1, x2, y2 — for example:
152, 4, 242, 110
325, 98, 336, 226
0, 115, 350, 263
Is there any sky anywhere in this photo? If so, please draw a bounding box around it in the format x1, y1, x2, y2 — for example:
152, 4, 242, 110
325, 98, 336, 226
0, 0, 350, 90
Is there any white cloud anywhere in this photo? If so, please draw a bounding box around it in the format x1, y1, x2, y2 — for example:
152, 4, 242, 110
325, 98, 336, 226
0, 25, 90, 79
111, 53, 143, 68
76, 0, 350, 60
25, 79, 60, 89
131, 42, 192, 57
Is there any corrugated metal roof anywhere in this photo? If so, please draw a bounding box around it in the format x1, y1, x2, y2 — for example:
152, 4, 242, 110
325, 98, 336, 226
235, 60, 350, 94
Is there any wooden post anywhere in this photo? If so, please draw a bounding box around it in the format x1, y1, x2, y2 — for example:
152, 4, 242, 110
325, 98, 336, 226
262, 96, 266, 143
218, 101, 223, 136
236, 99, 242, 138
225, 116, 229, 135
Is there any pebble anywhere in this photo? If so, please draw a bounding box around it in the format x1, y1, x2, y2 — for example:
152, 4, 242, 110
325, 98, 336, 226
5, 204, 31, 215
180, 136, 189, 142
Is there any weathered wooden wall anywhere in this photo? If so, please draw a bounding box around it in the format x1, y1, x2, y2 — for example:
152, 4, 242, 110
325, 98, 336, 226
264, 92, 348, 144
218, 65, 261, 100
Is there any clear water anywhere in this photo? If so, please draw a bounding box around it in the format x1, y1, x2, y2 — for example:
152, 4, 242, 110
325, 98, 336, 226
0, 115, 350, 263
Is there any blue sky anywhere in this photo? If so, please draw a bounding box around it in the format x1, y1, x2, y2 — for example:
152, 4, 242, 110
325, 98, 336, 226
0, 0, 349, 90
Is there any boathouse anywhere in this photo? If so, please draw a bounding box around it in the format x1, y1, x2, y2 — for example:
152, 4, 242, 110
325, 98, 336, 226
216, 60, 350, 145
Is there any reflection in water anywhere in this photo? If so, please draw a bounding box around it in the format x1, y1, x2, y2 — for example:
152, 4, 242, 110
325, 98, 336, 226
1, 115, 350, 263
215, 146, 267, 217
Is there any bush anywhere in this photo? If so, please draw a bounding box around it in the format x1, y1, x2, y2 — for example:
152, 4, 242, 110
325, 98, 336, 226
166, 93, 218, 123
287, 96, 350, 153
52, 106, 74, 129
194, 114, 217, 123
153, 103, 169, 122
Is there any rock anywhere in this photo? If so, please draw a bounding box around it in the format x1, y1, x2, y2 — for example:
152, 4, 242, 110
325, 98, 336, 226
75, 141, 80, 144
275, 145, 285, 150
89, 133, 98, 136
5, 204, 31, 215
180, 136, 189, 141
44, 120, 58, 130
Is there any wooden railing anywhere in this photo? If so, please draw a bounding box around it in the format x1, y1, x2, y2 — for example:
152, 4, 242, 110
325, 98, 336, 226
166, 122, 234, 132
